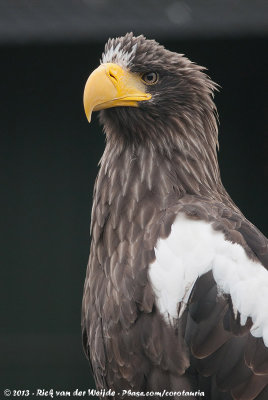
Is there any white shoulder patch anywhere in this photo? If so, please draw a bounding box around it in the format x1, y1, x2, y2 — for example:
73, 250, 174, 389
101, 43, 137, 69
148, 213, 268, 346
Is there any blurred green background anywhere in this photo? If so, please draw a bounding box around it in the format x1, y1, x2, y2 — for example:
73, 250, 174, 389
1, 0, 267, 398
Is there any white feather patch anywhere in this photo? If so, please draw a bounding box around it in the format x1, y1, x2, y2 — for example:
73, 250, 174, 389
101, 43, 137, 69
148, 213, 268, 346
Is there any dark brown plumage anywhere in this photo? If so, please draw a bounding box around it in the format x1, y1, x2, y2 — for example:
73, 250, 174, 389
82, 33, 268, 399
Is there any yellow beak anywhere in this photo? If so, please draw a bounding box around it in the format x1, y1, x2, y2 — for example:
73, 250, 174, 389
83, 63, 152, 122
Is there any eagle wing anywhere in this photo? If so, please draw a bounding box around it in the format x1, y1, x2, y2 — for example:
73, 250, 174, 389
149, 195, 268, 399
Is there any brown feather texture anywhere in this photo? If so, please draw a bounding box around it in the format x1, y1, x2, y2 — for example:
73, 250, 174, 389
82, 33, 268, 399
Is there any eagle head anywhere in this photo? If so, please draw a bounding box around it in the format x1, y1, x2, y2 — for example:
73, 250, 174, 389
84, 32, 218, 152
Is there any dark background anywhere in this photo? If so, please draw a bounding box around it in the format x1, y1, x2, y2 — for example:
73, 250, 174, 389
1, 1, 268, 398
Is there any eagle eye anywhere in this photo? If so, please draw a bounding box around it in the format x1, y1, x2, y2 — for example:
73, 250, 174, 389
141, 72, 159, 85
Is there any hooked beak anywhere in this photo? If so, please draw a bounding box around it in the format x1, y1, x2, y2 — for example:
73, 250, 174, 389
83, 63, 151, 122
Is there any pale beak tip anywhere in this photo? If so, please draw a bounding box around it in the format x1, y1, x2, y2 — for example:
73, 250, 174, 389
85, 109, 92, 123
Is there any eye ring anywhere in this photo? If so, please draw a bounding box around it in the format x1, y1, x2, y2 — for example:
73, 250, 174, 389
141, 72, 159, 85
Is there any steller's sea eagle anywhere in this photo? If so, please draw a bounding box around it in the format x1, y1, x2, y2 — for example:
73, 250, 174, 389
81, 33, 268, 399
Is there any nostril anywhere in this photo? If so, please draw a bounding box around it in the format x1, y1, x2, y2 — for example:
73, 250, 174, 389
108, 71, 117, 83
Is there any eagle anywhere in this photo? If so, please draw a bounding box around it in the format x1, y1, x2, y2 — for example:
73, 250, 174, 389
81, 33, 268, 399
